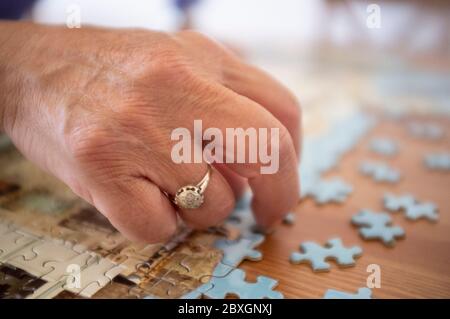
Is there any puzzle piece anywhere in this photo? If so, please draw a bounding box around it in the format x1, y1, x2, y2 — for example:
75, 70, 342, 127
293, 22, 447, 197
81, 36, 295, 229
235, 191, 252, 210
424, 153, 450, 171
352, 210, 405, 246
324, 287, 372, 299
300, 113, 376, 197
384, 193, 415, 210
0, 264, 46, 299
226, 208, 261, 238
408, 122, 444, 140
359, 161, 400, 183
384, 193, 439, 222
215, 234, 264, 267
200, 263, 283, 299
0, 227, 39, 263
179, 282, 214, 299
369, 138, 398, 156
73, 258, 125, 297
302, 178, 353, 204
6, 238, 87, 279
289, 238, 362, 272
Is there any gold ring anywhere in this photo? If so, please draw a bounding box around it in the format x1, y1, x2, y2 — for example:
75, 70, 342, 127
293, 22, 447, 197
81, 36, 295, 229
173, 165, 211, 209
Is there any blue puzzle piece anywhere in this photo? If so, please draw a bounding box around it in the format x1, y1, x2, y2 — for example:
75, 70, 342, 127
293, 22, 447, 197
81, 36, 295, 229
235, 191, 252, 210
424, 153, 450, 171
352, 210, 405, 246
324, 287, 372, 299
215, 234, 264, 267
300, 113, 376, 198
226, 207, 263, 238
302, 178, 353, 204
408, 122, 443, 140
384, 193, 439, 222
369, 138, 398, 156
289, 238, 362, 272
202, 267, 283, 299
384, 193, 415, 210
359, 161, 400, 183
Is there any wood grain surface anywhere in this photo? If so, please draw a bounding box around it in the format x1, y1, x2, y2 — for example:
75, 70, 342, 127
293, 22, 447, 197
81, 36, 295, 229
240, 115, 450, 298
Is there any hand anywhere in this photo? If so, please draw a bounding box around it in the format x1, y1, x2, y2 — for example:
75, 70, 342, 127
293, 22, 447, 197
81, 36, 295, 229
0, 22, 300, 243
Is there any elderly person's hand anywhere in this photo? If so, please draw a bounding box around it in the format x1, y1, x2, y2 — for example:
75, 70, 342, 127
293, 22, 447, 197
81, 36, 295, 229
0, 22, 300, 243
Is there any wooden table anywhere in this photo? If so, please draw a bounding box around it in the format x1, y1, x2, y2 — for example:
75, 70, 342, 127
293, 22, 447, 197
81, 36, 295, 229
240, 115, 450, 298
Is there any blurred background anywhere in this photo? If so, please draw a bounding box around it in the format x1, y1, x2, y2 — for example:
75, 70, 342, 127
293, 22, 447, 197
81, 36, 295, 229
6, 0, 450, 134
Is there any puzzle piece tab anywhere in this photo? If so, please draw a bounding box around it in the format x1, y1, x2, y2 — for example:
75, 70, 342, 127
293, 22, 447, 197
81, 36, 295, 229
324, 287, 372, 299
384, 193, 439, 222
289, 238, 362, 272
352, 210, 405, 246
359, 161, 400, 183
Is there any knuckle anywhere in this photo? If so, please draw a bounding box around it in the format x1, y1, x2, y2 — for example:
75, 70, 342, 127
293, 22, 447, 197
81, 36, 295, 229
143, 37, 194, 84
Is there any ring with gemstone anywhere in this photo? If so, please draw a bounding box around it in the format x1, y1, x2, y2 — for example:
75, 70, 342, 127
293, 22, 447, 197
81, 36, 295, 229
173, 165, 211, 209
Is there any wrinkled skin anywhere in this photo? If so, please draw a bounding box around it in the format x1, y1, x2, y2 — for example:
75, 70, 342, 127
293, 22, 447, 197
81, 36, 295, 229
0, 22, 301, 243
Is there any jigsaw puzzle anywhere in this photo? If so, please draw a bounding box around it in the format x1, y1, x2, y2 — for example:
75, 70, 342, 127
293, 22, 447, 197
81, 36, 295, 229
352, 210, 405, 246
289, 238, 362, 272
384, 193, 439, 222
323, 287, 372, 299
359, 161, 401, 183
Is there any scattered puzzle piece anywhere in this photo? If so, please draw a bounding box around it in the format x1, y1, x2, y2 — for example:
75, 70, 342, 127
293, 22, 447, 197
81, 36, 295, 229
215, 234, 264, 267
384, 193, 415, 210
352, 210, 405, 246
324, 287, 372, 299
424, 153, 450, 171
300, 113, 376, 198
369, 138, 398, 156
302, 178, 353, 204
359, 161, 400, 183
289, 238, 362, 272
384, 193, 439, 222
408, 122, 444, 140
